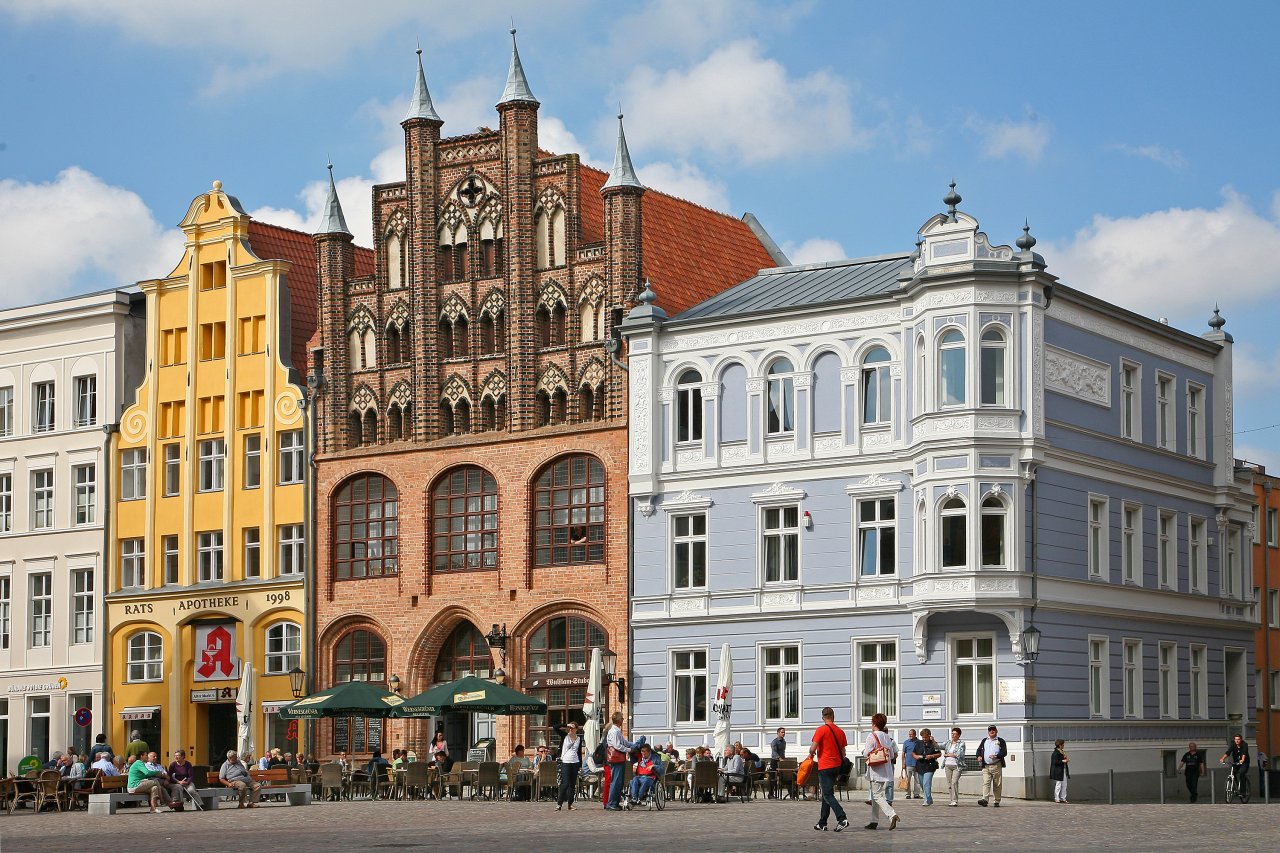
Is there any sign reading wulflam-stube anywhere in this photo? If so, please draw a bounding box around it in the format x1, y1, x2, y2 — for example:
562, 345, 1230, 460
194, 623, 241, 682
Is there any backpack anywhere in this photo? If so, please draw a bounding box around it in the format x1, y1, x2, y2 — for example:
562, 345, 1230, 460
592, 739, 608, 765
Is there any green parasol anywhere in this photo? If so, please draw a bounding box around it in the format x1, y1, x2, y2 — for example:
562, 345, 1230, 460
277, 679, 406, 719
392, 675, 547, 718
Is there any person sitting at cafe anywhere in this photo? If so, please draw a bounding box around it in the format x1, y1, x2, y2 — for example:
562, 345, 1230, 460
390, 748, 404, 769
510, 745, 532, 771
219, 750, 261, 808
128, 751, 176, 813
113, 755, 128, 774
91, 751, 119, 776
268, 748, 289, 769
125, 730, 149, 760
168, 750, 199, 803
629, 744, 660, 804
366, 749, 392, 779
433, 749, 453, 774
66, 751, 87, 779
337, 751, 352, 774
717, 744, 746, 801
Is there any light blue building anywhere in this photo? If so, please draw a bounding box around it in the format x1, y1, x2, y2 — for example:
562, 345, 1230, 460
622, 189, 1255, 798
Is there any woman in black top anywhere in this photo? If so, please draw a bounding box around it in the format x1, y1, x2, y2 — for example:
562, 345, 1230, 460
911, 729, 942, 806
1050, 739, 1070, 803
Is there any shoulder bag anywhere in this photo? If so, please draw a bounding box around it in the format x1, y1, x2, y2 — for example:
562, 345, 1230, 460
825, 723, 853, 777
866, 731, 891, 767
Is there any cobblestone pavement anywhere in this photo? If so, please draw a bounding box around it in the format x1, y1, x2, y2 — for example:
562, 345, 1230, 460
4, 795, 1278, 852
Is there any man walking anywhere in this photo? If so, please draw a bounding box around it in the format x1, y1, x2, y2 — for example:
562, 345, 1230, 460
901, 728, 920, 799
808, 707, 849, 832
976, 725, 1007, 807
604, 710, 638, 811
556, 722, 582, 811
1179, 742, 1205, 802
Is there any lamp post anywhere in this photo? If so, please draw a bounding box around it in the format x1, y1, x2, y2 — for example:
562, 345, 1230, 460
300, 364, 326, 762
485, 624, 509, 681
601, 648, 627, 707
1022, 621, 1041, 799
288, 666, 306, 699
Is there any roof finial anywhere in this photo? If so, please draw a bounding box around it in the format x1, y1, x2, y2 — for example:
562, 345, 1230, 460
497, 25, 539, 106
1016, 219, 1037, 251
943, 179, 962, 221
405, 42, 442, 123
638, 278, 657, 305
1208, 304, 1226, 331
317, 161, 350, 236
603, 111, 643, 192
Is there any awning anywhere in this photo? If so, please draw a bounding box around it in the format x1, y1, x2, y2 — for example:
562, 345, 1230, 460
261, 701, 294, 713
119, 706, 160, 721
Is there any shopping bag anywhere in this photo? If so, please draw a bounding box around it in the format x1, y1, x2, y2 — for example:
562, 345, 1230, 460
895, 776, 908, 791
796, 757, 815, 787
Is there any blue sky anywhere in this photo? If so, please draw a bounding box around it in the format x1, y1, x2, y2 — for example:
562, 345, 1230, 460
1, 0, 1278, 465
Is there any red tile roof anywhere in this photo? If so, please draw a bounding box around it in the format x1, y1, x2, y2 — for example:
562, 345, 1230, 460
577, 165, 776, 316
247, 221, 373, 373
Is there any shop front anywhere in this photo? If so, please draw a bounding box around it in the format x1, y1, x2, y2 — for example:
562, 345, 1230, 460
0, 673, 101, 773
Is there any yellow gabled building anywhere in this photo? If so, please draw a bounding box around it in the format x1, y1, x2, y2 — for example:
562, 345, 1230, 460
106, 180, 369, 765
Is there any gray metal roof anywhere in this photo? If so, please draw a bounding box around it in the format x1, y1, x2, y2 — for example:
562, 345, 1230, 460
405, 48, 442, 123
316, 164, 350, 236
672, 253, 912, 322
602, 114, 643, 191
497, 29, 538, 106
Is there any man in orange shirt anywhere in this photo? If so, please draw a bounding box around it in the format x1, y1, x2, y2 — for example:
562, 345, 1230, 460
807, 706, 850, 832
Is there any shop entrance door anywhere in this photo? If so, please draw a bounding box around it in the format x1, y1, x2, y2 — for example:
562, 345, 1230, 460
206, 703, 238, 766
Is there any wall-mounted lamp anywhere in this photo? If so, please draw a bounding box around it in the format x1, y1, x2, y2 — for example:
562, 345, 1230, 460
601, 648, 627, 706
803, 510, 813, 530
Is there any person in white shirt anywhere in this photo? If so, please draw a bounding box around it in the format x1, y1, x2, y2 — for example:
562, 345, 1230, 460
604, 711, 638, 810
92, 753, 120, 776
717, 745, 745, 800
862, 712, 899, 831
556, 722, 582, 811
975, 725, 1008, 807
942, 728, 966, 807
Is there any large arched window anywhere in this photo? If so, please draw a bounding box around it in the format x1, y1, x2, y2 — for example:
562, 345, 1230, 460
386, 232, 404, 290
980, 327, 1007, 407
333, 474, 400, 579
334, 629, 386, 683
861, 347, 892, 425
765, 358, 795, 435
434, 622, 492, 682
940, 496, 967, 568
526, 615, 607, 746
939, 330, 966, 408
265, 621, 301, 674
981, 495, 1007, 568
127, 631, 163, 682
533, 455, 605, 566
676, 369, 703, 444
432, 466, 499, 572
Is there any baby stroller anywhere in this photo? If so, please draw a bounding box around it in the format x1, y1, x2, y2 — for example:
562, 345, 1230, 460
619, 740, 666, 811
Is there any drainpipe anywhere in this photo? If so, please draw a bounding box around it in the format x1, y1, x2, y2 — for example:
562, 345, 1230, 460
1263, 479, 1273, 763
101, 422, 119, 745
302, 367, 326, 757
1026, 470, 1038, 800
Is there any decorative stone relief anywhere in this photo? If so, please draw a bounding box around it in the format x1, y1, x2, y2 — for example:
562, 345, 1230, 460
700, 382, 721, 399
751, 482, 807, 502
932, 578, 971, 594
1051, 300, 1214, 373
442, 376, 470, 404
858, 586, 894, 601
1044, 345, 1111, 406
863, 433, 892, 449
846, 473, 903, 493
976, 416, 1016, 430
1033, 313, 1046, 437
351, 385, 377, 413
792, 372, 813, 390
840, 367, 860, 383
762, 591, 799, 608
977, 578, 1016, 592
722, 444, 750, 461
745, 378, 766, 394
766, 441, 796, 456
670, 597, 707, 615
120, 407, 149, 443
814, 436, 844, 453
630, 359, 651, 473
657, 388, 674, 403
275, 392, 302, 425
934, 416, 972, 433
663, 490, 714, 510
675, 448, 703, 464
638, 501, 655, 518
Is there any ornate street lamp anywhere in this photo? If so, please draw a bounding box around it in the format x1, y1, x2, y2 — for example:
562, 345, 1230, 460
389, 674, 402, 694
601, 648, 627, 706
1021, 624, 1042, 664
288, 666, 306, 699
485, 623, 509, 669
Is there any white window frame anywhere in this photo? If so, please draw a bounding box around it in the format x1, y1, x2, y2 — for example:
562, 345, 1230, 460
1269, 589, 1279, 629
1158, 641, 1178, 719
980, 493, 1008, 569
127, 631, 163, 682
854, 637, 900, 721
1122, 638, 1143, 719
979, 326, 1007, 407
938, 329, 967, 409
861, 346, 893, 426
950, 633, 996, 718
940, 495, 968, 569
244, 527, 261, 579
671, 512, 708, 591
760, 503, 800, 585
1155, 371, 1175, 451
0, 472, 12, 533
1271, 670, 1280, 711
265, 621, 302, 674
73, 463, 96, 526
1268, 508, 1279, 548
197, 530, 224, 582
31, 469, 54, 530
764, 359, 796, 436
1157, 509, 1176, 590
32, 381, 55, 433
163, 443, 181, 497
914, 334, 927, 417
674, 370, 703, 445
1088, 635, 1110, 719
1121, 502, 1142, 585
1186, 381, 1205, 459
72, 568, 93, 645
0, 576, 9, 650
73, 374, 97, 428
1088, 495, 1109, 580
1120, 361, 1140, 441
0, 386, 12, 436
278, 430, 304, 485
670, 647, 709, 727
198, 438, 225, 492
120, 448, 148, 501
162, 534, 179, 585
29, 572, 52, 648
1189, 515, 1207, 594
243, 433, 261, 489
1223, 526, 1240, 599
855, 495, 897, 578
759, 643, 802, 723
1190, 643, 1207, 719
121, 538, 145, 588
278, 524, 305, 575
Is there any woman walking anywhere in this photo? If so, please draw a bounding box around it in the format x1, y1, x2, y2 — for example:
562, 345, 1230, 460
942, 728, 966, 806
862, 712, 899, 831
912, 728, 942, 806
1051, 739, 1070, 803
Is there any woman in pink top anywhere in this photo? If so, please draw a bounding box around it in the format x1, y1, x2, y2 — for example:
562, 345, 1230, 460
430, 732, 449, 763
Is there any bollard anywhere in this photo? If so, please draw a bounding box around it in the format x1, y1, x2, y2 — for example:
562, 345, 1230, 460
1210, 769, 1216, 804
1158, 770, 1164, 805
1266, 772, 1270, 805
1108, 768, 1114, 805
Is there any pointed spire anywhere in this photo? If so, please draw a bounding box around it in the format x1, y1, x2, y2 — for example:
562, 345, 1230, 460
317, 162, 350, 236
603, 112, 643, 191
405, 43, 442, 123
497, 27, 538, 106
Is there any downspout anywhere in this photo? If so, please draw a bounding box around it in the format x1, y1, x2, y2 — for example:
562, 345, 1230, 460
101, 422, 119, 744
1027, 468, 1038, 801
302, 367, 324, 757
1263, 479, 1273, 762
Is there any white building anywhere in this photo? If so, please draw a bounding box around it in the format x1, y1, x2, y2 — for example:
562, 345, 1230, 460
0, 289, 144, 771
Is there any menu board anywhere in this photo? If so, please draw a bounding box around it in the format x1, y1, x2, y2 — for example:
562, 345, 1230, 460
333, 716, 383, 753
334, 717, 351, 753
367, 718, 383, 752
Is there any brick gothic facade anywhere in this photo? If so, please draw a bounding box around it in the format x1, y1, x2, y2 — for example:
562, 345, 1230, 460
311, 41, 780, 760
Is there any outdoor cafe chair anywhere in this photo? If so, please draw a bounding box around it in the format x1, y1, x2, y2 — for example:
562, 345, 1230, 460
474, 762, 502, 801
349, 769, 372, 799
404, 761, 432, 799
35, 770, 65, 812
534, 761, 558, 801
664, 767, 688, 802
692, 762, 719, 803
320, 763, 345, 801
505, 759, 533, 802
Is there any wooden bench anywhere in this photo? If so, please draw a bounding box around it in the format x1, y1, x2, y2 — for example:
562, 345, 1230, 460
87, 778, 147, 815
250, 768, 293, 788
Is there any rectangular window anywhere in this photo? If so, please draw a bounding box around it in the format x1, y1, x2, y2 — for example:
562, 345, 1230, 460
1271, 671, 1280, 711
1190, 644, 1207, 719
244, 528, 261, 579
159, 327, 188, 366
29, 573, 51, 647
73, 375, 97, 427
672, 513, 707, 590
198, 438, 225, 492
1123, 639, 1143, 718
1088, 496, 1108, 579
199, 321, 227, 361
163, 443, 181, 496
0, 386, 12, 436
676, 380, 703, 444
121, 538, 145, 588
0, 472, 12, 533
197, 396, 224, 434
1155, 373, 1174, 451
199, 259, 227, 290
72, 569, 93, 645
1268, 508, 1278, 547
278, 430, 304, 484
237, 315, 266, 355
0, 576, 9, 650
953, 636, 995, 716
1122, 502, 1141, 585
761, 645, 801, 721
1189, 516, 1207, 594
857, 497, 897, 577
278, 524, 305, 575
1224, 528, 1240, 598
197, 531, 224, 582
1270, 589, 1279, 629
32, 381, 55, 433
1089, 637, 1109, 718
120, 448, 148, 501
1158, 510, 1175, 589
158, 401, 185, 439
857, 640, 899, 719
31, 469, 54, 530
237, 389, 264, 429
1159, 641, 1177, 719
243, 434, 261, 489
73, 464, 96, 526
672, 649, 708, 725
1120, 362, 1139, 441
1186, 382, 1204, 459
761, 505, 799, 583
163, 535, 179, 585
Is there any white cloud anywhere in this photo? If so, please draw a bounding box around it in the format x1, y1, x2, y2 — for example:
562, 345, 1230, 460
540, 116, 598, 165
635, 161, 729, 211
1234, 343, 1280, 396
1048, 187, 1280, 317
252, 173, 376, 248
618, 39, 858, 165
781, 238, 846, 265
1112, 143, 1187, 170
606, 0, 803, 63
0, 167, 183, 307
1236, 442, 1280, 474
968, 115, 1051, 162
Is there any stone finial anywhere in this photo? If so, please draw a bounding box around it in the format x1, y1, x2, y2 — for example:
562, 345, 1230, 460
497, 27, 539, 106
212, 179, 223, 192
316, 162, 351, 236
638, 278, 657, 305
405, 43, 442, 123
943, 179, 962, 221
1208, 305, 1226, 331
602, 112, 644, 191
1016, 220, 1037, 251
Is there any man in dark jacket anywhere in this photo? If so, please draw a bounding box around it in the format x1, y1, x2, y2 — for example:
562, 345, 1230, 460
975, 725, 1008, 807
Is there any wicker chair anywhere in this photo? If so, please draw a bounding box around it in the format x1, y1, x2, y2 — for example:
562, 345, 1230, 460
474, 762, 502, 801
506, 759, 532, 801
534, 761, 558, 801
320, 763, 345, 801
692, 761, 719, 803
404, 761, 432, 800
776, 758, 799, 799
665, 766, 689, 802
69, 768, 101, 810
35, 770, 66, 812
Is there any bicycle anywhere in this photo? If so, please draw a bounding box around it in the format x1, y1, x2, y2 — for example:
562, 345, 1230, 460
1223, 767, 1251, 804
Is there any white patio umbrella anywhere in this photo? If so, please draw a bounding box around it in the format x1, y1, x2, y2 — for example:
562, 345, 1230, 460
582, 647, 604, 771
235, 661, 255, 759
712, 643, 733, 755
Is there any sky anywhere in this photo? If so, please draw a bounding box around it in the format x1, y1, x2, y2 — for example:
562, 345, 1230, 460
1, 0, 1278, 466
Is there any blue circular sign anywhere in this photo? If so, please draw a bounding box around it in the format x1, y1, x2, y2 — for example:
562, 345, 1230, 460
74, 707, 92, 727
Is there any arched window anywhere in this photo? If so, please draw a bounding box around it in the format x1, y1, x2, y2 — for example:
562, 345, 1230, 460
454, 316, 469, 359
765, 358, 795, 435
387, 403, 404, 441
526, 615, 606, 746
535, 307, 551, 348
533, 455, 605, 566
386, 324, 403, 364
916, 502, 928, 575
551, 207, 566, 267
347, 412, 363, 449
265, 622, 301, 674
480, 308, 505, 354
939, 330, 966, 408
861, 346, 892, 425
580, 301, 597, 343
916, 335, 927, 415
940, 496, 967, 568
349, 326, 375, 371
455, 399, 471, 434
438, 227, 454, 282
386, 232, 404, 290
536, 391, 551, 427
332, 474, 400, 579
981, 495, 1007, 568
676, 369, 703, 444
578, 384, 596, 422
535, 210, 550, 270
980, 327, 1007, 407
334, 629, 386, 683
127, 631, 163, 682
434, 622, 492, 681
439, 319, 454, 359
362, 409, 378, 445
431, 466, 498, 573
479, 220, 502, 278
551, 388, 568, 425
480, 397, 496, 431
439, 402, 455, 437
453, 229, 468, 282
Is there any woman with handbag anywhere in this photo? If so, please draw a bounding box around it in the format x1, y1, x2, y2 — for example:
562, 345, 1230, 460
862, 712, 899, 831
1050, 739, 1070, 803
911, 728, 943, 806
942, 728, 966, 806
